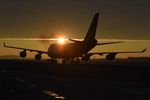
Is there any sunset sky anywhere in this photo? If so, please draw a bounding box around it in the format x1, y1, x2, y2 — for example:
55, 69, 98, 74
0, 0, 150, 58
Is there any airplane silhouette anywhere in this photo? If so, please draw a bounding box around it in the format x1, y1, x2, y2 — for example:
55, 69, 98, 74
3, 13, 146, 64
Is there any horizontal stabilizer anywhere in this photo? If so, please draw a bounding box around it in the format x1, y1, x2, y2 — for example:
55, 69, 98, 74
68, 39, 82, 43
97, 41, 123, 45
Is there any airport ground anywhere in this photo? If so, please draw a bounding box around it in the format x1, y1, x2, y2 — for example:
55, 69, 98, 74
0, 59, 150, 100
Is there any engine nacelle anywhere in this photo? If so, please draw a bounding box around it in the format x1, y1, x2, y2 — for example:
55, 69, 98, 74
106, 53, 117, 60
20, 50, 27, 58
35, 54, 41, 60
82, 54, 91, 61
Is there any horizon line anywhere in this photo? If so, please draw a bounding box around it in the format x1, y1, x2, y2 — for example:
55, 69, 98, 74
0, 38, 150, 42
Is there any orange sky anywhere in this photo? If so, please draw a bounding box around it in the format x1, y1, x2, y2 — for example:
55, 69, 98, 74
0, 1, 149, 60
0, 38, 149, 59
0, 0, 150, 40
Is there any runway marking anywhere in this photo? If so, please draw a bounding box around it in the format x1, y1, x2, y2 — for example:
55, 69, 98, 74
29, 84, 37, 88
42, 90, 65, 100
10, 89, 16, 94
1, 70, 25, 73
1, 70, 7, 72
16, 77, 25, 82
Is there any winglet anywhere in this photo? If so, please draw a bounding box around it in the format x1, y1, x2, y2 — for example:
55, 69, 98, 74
142, 48, 147, 53
3, 42, 6, 47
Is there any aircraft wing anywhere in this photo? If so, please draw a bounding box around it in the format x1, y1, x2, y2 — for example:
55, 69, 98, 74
87, 48, 147, 56
3, 42, 48, 54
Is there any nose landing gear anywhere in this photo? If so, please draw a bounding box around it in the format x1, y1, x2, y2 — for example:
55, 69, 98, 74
62, 58, 80, 64
47, 58, 81, 64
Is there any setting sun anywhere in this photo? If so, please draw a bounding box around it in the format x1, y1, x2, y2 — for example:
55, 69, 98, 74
58, 38, 65, 44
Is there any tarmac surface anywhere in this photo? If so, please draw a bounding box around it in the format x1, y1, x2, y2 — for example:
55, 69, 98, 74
0, 59, 150, 100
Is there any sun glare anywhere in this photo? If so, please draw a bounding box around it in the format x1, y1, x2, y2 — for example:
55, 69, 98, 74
58, 38, 65, 44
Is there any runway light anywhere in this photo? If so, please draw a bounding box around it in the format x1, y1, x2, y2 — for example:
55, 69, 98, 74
58, 38, 65, 44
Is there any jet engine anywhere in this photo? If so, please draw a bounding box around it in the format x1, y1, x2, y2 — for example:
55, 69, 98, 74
106, 53, 117, 60
35, 54, 42, 60
20, 50, 27, 58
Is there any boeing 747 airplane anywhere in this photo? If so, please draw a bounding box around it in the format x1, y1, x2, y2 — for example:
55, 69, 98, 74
3, 13, 146, 64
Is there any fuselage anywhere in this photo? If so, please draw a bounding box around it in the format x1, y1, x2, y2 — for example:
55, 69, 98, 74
47, 13, 99, 59
47, 39, 97, 58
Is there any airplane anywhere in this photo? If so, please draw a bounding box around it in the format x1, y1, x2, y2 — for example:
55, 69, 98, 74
3, 13, 146, 64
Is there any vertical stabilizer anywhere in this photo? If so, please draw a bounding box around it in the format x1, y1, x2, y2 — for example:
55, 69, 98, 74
84, 13, 99, 42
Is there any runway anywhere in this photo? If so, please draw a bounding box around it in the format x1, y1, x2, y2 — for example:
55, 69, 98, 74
0, 59, 150, 100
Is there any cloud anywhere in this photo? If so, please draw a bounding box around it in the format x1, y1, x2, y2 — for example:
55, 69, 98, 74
38, 32, 66, 44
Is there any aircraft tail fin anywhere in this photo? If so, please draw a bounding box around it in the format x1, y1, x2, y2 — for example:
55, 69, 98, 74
84, 13, 99, 42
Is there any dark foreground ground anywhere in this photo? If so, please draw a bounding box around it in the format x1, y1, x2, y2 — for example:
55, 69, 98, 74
0, 59, 150, 100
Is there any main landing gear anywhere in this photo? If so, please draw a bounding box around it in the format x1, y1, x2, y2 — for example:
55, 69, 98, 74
47, 58, 58, 64
47, 58, 80, 64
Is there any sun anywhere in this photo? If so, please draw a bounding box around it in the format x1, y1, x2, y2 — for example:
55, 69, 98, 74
58, 38, 65, 44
